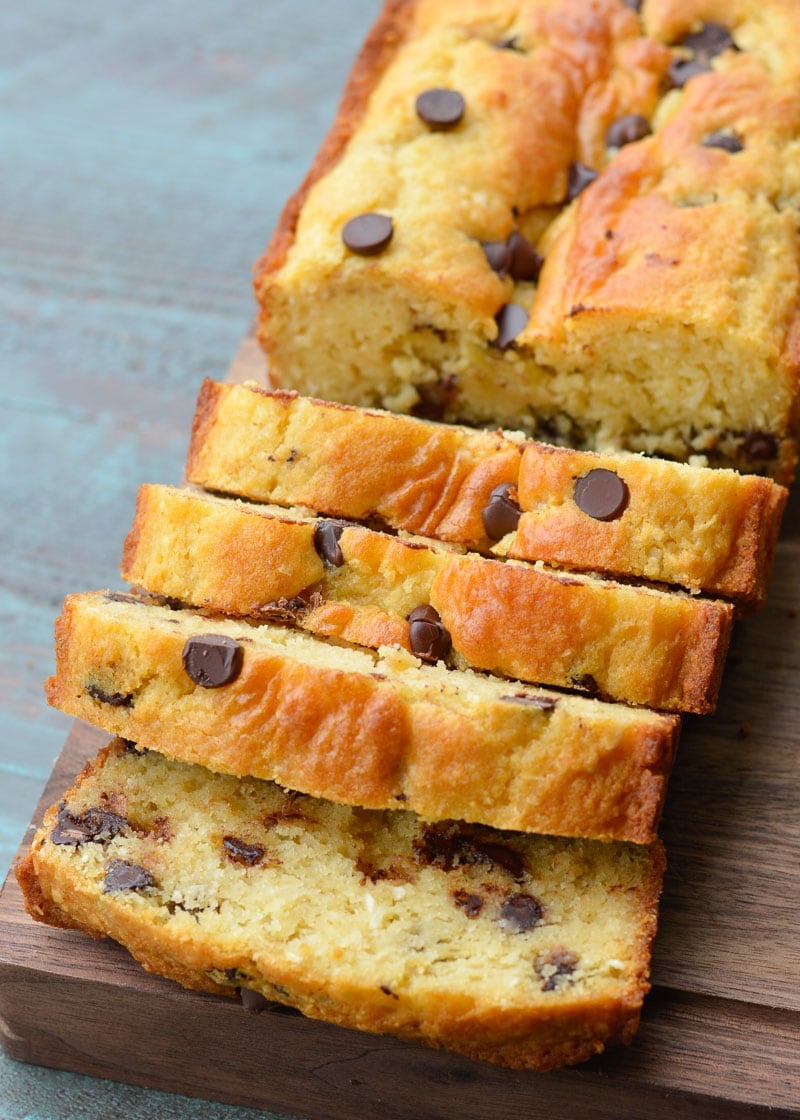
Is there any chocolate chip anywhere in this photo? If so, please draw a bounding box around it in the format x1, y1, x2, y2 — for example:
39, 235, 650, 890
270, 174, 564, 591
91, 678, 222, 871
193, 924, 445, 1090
51, 803, 130, 846
536, 948, 579, 990
573, 468, 629, 521
413, 823, 525, 879
507, 231, 543, 282
410, 375, 458, 422
223, 836, 266, 866
102, 859, 155, 893
313, 519, 346, 566
86, 683, 133, 708
499, 892, 544, 932
701, 129, 743, 153
606, 114, 651, 149
493, 36, 525, 52
667, 56, 711, 88
482, 239, 512, 276
452, 889, 484, 917
492, 302, 528, 349
565, 160, 598, 202
407, 605, 452, 663
678, 22, 735, 59
379, 984, 399, 999
256, 592, 319, 625
478, 843, 526, 881
572, 672, 600, 696
240, 987, 271, 1014
342, 213, 394, 256
481, 482, 521, 539
622, 0, 642, 10
182, 634, 244, 688
501, 692, 557, 712
415, 88, 465, 131
742, 432, 778, 461
104, 591, 143, 606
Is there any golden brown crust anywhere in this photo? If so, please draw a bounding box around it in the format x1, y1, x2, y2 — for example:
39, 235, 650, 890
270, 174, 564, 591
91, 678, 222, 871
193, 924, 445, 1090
45, 591, 681, 843
18, 741, 666, 1070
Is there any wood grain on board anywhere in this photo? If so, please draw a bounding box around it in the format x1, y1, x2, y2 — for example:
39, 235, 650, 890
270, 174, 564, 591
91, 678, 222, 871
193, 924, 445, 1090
1, 338, 799, 1119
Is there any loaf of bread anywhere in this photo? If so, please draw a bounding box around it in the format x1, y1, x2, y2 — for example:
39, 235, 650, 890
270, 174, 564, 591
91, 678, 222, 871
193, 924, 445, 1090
45, 591, 681, 843
187, 380, 786, 603
17, 739, 666, 1070
123, 483, 733, 712
254, 0, 800, 481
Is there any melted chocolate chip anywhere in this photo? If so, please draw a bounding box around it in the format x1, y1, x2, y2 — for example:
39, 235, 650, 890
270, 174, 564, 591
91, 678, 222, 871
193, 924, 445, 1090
507, 231, 543, 282
415, 88, 465, 131
482, 239, 512, 276
566, 161, 598, 202
742, 432, 778, 461
256, 592, 320, 625
407, 605, 452, 663
493, 36, 525, 52
701, 129, 743, 153
342, 213, 394, 256
51, 803, 130, 846
572, 672, 600, 696
573, 468, 629, 521
537, 948, 580, 990
223, 836, 266, 866
678, 22, 735, 59
501, 692, 558, 712
667, 56, 711, 88
86, 683, 133, 708
104, 591, 143, 606
410, 375, 458, 422
481, 482, 522, 540
102, 859, 155, 893
413, 822, 525, 880
499, 892, 544, 932
182, 634, 244, 688
606, 114, 651, 149
313, 520, 346, 566
452, 889, 484, 917
240, 987, 271, 1014
492, 302, 528, 349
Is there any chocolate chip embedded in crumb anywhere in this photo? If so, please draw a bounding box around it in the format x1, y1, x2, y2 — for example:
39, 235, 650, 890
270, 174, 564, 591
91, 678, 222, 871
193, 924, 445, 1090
482, 239, 512, 277
102, 859, 155, 893
573, 468, 629, 521
407, 605, 452, 663
51, 804, 130, 846
536, 948, 580, 990
572, 672, 600, 696
481, 482, 521, 540
342, 213, 394, 256
566, 161, 598, 202
492, 302, 528, 349
452, 889, 485, 917
240, 987, 271, 1014
701, 129, 743, 153
182, 634, 244, 688
223, 836, 266, 866
415, 88, 465, 131
667, 56, 711, 88
742, 431, 778, 461
86, 683, 133, 708
606, 114, 651, 149
313, 520, 347, 566
507, 231, 543, 283
499, 892, 544, 932
678, 22, 736, 59
493, 36, 525, 52
501, 692, 557, 713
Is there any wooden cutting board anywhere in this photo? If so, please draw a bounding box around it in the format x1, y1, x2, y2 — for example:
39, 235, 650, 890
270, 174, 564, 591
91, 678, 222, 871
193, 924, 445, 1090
1, 338, 798, 1120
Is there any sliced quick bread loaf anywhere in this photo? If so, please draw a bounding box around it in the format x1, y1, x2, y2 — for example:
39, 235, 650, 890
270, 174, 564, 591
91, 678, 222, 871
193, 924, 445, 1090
17, 739, 665, 1071
45, 591, 681, 843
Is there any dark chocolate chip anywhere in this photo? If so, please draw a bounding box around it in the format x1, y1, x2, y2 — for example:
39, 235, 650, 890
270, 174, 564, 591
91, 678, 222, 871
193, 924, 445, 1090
256, 593, 317, 625
493, 36, 525, 52
742, 431, 778, 461
482, 239, 512, 276
507, 231, 543, 282
501, 692, 558, 712
102, 859, 155, 893
573, 468, 629, 521
667, 56, 711, 88
622, 0, 643, 11
566, 161, 598, 202
606, 114, 652, 149
572, 672, 600, 696
452, 889, 484, 917
481, 482, 521, 539
499, 892, 544, 932
86, 683, 133, 708
413, 822, 525, 880
223, 836, 266, 866
407, 605, 452, 664
678, 22, 735, 59
478, 843, 526, 881
182, 634, 244, 688
50, 803, 126, 846
240, 987, 271, 1014
415, 88, 465, 131
104, 591, 144, 606
410, 375, 458, 422
492, 302, 528, 349
342, 213, 394, 256
537, 948, 580, 990
701, 129, 743, 153
313, 519, 346, 566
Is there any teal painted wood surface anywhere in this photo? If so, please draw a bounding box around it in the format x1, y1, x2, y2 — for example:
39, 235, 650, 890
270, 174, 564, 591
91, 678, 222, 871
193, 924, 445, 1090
0, 1, 377, 1116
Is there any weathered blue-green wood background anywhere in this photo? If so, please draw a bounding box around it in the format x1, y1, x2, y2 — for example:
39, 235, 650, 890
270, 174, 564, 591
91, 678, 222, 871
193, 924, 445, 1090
0, 2, 377, 1115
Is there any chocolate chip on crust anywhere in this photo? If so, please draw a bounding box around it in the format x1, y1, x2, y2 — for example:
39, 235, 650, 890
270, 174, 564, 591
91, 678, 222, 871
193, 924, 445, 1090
182, 634, 244, 688
606, 114, 651, 149
701, 129, 743, 153
313, 520, 347, 566
407, 605, 452, 664
481, 482, 521, 539
573, 468, 629, 521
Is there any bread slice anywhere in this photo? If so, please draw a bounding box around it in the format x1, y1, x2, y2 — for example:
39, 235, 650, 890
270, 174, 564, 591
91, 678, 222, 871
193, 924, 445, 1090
253, 0, 800, 481
17, 739, 666, 1071
122, 483, 733, 713
45, 591, 681, 843
186, 380, 786, 603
